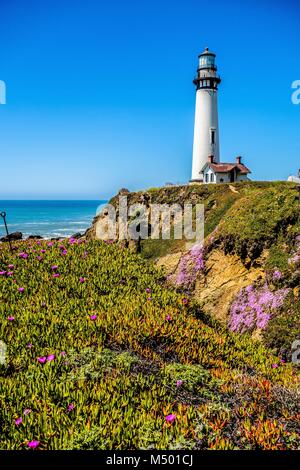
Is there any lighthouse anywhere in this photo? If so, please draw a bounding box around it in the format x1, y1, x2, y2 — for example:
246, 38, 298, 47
191, 48, 221, 182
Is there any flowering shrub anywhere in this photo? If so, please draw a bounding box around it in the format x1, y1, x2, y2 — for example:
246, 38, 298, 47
229, 283, 290, 333
176, 243, 205, 288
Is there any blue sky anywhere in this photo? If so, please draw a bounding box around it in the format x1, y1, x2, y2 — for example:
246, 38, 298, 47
0, 0, 299, 199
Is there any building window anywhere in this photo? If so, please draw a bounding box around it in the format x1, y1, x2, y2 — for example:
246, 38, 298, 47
205, 173, 209, 183
210, 173, 214, 182
210, 129, 215, 145
220, 178, 224, 183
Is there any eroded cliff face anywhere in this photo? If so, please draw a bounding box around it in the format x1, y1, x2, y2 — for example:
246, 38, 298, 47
157, 248, 266, 323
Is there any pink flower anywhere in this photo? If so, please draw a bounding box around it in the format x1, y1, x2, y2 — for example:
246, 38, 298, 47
27, 343, 33, 348
40, 249, 46, 253
27, 440, 39, 449
0, 270, 6, 275
272, 363, 279, 369
146, 288, 151, 293
182, 298, 188, 305
47, 354, 55, 362
52, 273, 60, 278
7, 316, 15, 321
37, 356, 47, 364
273, 270, 282, 280
15, 417, 23, 425
51, 265, 58, 270
18, 287, 24, 293
18, 252, 28, 259
67, 403, 74, 412
165, 315, 172, 321
8, 264, 14, 269
176, 380, 183, 387
24, 409, 32, 416
47, 242, 54, 247
61, 250, 67, 255
7, 271, 13, 276
90, 314, 97, 321
36, 256, 42, 261
165, 413, 176, 423
79, 277, 85, 283
60, 351, 66, 356
147, 297, 152, 301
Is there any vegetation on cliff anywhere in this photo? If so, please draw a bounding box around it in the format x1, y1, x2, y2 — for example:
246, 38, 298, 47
0, 238, 300, 450
88, 181, 300, 358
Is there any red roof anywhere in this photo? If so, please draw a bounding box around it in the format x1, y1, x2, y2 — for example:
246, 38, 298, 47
207, 162, 251, 174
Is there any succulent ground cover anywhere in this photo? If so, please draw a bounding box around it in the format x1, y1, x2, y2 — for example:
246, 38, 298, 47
0, 238, 299, 450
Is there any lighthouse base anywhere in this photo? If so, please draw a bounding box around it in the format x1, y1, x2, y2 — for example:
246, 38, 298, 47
189, 178, 204, 184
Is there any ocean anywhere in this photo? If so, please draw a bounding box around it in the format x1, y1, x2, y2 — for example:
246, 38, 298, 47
0, 200, 107, 239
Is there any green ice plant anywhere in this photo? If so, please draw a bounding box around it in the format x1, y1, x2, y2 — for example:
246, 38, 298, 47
0, 238, 299, 450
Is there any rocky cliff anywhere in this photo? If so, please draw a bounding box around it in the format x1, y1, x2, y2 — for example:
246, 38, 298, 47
88, 181, 300, 355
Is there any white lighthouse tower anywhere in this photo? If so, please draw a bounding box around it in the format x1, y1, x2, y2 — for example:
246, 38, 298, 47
191, 48, 221, 182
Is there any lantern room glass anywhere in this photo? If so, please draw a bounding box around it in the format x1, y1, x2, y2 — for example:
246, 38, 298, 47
199, 55, 215, 69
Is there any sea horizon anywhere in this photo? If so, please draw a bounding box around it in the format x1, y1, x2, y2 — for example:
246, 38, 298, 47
0, 200, 107, 239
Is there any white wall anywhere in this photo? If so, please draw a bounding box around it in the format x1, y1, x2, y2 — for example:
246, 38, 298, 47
191, 89, 220, 181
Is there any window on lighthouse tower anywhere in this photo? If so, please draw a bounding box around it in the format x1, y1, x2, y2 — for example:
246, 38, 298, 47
210, 129, 215, 145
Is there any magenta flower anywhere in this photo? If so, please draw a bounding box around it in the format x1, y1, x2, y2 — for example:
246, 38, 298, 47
90, 314, 97, 321
47, 242, 54, 247
182, 298, 188, 305
27, 440, 39, 449
176, 380, 183, 387
273, 270, 282, 280
36, 256, 43, 261
8, 264, 14, 269
27, 343, 33, 348
147, 297, 152, 301
18, 287, 24, 293
51, 265, 58, 270
146, 288, 151, 293
272, 363, 279, 369
7, 271, 13, 276
24, 409, 32, 416
67, 403, 74, 412
47, 354, 55, 362
79, 277, 85, 283
18, 252, 28, 259
61, 250, 67, 255
52, 273, 60, 278
0, 270, 6, 275
37, 356, 47, 364
60, 351, 66, 356
15, 417, 23, 425
165, 413, 176, 423
165, 315, 172, 321
7, 316, 15, 321
40, 249, 46, 253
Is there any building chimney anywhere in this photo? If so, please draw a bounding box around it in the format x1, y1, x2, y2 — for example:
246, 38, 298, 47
236, 156, 242, 164
208, 155, 214, 163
